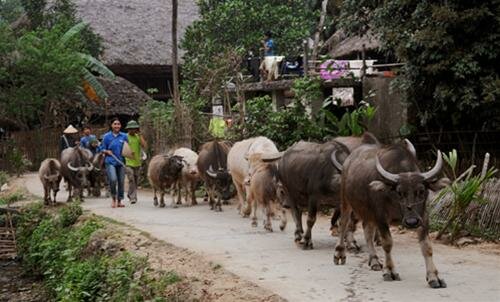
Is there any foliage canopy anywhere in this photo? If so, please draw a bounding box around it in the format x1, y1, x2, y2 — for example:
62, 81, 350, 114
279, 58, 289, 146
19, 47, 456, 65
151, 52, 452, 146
339, 0, 500, 130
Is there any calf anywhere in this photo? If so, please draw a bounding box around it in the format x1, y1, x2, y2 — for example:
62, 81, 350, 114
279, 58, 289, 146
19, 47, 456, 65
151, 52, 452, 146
333, 140, 449, 288
38, 158, 62, 205
147, 154, 184, 207
245, 153, 286, 232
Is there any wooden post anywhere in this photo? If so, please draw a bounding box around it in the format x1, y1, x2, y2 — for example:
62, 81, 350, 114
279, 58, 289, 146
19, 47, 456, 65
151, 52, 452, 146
361, 43, 367, 80
171, 0, 180, 106
303, 40, 309, 76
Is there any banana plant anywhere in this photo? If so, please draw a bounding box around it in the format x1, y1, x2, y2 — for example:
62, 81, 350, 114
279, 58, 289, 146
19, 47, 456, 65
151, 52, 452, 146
60, 22, 114, 102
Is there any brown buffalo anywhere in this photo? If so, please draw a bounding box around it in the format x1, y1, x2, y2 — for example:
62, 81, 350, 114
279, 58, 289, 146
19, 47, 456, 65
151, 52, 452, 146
38, 158, 62, 205
197, 140, 232, 212
333, 139, 449, 288
173, 147, 200, 206
147, 154, 184, 208
228, 136, 279, 216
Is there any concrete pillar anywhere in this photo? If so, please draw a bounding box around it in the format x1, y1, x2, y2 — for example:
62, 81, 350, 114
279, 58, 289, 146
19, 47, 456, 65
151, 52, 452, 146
363, 77, 407, 142
272, 90, 285, 111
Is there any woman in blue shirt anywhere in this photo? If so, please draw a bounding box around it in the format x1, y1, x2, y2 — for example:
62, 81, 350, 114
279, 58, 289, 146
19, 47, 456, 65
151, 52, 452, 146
101, 118, 128, 208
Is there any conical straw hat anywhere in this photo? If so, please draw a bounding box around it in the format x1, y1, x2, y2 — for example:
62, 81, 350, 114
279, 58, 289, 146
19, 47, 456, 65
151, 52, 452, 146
63, 124, 78, 134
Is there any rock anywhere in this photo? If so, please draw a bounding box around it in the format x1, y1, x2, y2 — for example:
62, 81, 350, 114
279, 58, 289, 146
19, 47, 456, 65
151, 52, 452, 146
1, 183, 9, 192
456, 237, 476, 247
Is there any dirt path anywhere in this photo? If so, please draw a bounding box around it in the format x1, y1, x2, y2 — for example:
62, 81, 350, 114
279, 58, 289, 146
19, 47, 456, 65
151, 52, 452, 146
21, 173, 500, 302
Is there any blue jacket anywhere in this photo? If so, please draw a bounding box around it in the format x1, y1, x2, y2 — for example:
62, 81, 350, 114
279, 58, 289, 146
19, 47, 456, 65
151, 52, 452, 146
101, 131, 128, 166
80, 134, 97, 150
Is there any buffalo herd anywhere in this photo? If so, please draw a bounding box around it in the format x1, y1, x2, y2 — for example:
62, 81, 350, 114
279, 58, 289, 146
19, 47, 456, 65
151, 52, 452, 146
39, 132, 449, 288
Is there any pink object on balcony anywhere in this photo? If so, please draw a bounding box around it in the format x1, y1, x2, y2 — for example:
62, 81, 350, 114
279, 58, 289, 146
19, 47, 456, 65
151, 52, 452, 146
320, 60, 349, 80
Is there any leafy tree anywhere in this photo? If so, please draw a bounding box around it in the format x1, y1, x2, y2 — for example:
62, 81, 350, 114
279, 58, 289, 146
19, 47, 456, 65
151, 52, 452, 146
0, 20, 112, 129
339, 0, 500, 131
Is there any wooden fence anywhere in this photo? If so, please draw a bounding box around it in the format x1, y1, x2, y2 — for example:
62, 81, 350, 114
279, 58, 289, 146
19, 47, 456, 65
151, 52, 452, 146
430, 179, 500, 238
0, 126, 108, 172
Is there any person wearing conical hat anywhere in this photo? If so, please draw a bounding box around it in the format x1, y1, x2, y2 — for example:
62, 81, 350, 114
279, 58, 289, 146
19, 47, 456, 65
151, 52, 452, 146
124, 120, 147, 204
59, 124, 79, 154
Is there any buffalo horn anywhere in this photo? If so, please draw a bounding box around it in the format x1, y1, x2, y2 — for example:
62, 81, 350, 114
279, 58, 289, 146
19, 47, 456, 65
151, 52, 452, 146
86, 162, 94, 171
67, 162, 79, 172
261, 152, 284, 162
206, 165, 218, 178
330, 150, 343, 171
420, 150, 443, 181
375, 156, 399, 183
404, 139, 417, 158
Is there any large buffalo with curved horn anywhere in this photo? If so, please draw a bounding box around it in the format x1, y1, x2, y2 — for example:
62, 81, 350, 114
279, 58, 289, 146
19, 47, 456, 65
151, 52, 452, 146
196, 140, 232, 211
333, 138, 450, 288
60, 147, 94, 201
38, 158, 62, 205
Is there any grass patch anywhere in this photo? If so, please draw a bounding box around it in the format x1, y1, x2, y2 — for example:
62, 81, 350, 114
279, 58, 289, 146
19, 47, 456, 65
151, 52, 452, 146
0, 190, 25, 205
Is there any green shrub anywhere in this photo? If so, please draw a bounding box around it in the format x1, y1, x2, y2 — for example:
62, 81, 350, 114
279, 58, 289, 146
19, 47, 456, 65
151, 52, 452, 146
58, 202, 83, 227
0, 170, 8, 186
16, 203, 180, 301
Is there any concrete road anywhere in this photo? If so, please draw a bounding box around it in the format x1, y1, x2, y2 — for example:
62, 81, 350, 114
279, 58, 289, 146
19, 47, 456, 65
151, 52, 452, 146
22, 173, 500, 302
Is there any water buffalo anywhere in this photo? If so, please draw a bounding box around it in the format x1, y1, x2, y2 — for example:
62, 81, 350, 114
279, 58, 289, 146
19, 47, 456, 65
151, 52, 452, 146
38, 158, 62, 205
173, 147, 200, 206
197, 140, 232, 212
88, 152, 108, 197
333, 139, 449, 288
246, 153, 286, 232
147, 154, 184, 208
227, 136, 278, 216
275, 139, 352, 249
60, 147, 94, 201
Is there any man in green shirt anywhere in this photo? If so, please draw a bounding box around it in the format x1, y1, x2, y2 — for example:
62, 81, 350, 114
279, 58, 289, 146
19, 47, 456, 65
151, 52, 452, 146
125, 120, 147, 204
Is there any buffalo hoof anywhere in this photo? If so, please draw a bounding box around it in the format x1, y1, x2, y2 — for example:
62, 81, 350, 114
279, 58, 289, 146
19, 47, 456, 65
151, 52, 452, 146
279, 223, 286, 231
153, 199, 158, 207
301, 240, 313, 250
191, 200, 198, 206
264, 223, 273, 232
347, 241, 361, 253
159, 203, 166, 208
222, 200, 230, 205
333, 253, 346, 265
383, 272, 401, 281
251, 220, 257, 227
428, 278, 447, 289
371, 263, 383, 271
176, 200, 182, 205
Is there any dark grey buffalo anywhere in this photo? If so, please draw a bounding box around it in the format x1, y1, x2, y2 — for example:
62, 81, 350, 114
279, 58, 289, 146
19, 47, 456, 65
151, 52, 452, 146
38, 158, 62, 205
147, 154, 184, 208
275, 139, 353, 249
89, 152, 108, 197
196, 140, 232, 212
333, 138, 449, 288
60, 147, 94, 201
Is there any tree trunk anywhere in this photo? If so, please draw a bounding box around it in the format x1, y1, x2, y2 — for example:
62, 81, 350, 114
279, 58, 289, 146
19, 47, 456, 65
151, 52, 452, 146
171, 0, 180, 106
311, 0, 329, 62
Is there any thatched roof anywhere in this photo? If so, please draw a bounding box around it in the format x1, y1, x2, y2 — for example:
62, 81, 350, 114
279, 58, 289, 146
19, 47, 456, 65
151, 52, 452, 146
328, 31, 381, 58
75, 0, 199, 66
86, 76, 152, 116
